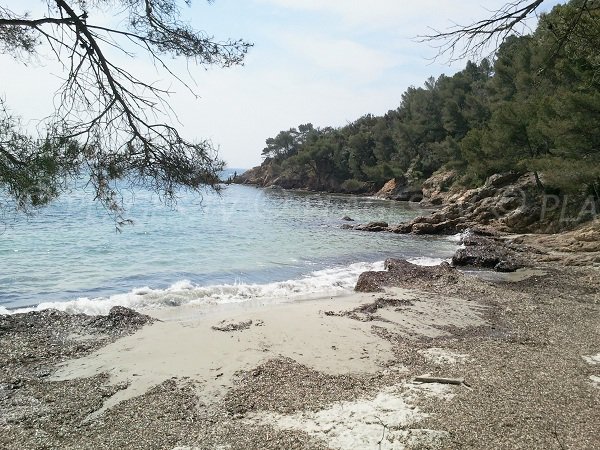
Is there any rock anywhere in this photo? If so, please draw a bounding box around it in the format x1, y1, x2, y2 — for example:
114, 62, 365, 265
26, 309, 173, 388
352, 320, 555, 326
354, 221, 389, 232
451, 234, 525, 272
392, 187, 423, 202
375, 178, 400, 198
355, 271, 388, 292
393, 172, 547, 235
375, 177, 422, 202
412, 219, 461, 235
484, 172, 522, 188
452, 247, 499, 269
341, 216, 355, 221
503, 206, 541, 231
389, 223, 413, 234
390, 215, 462, 235
340, 224, 354, 230
421, 170, 457, 202
494, 260, 520, 272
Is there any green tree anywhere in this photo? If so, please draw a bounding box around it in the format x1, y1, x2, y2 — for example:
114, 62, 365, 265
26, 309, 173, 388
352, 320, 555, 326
0, 1, 251, 223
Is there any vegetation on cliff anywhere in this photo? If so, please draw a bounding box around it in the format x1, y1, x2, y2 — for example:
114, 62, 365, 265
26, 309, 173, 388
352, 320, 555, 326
239, 0, 599, 207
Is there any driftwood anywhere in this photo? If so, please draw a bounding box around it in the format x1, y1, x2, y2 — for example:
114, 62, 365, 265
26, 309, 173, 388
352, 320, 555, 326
414, 376, 466, 386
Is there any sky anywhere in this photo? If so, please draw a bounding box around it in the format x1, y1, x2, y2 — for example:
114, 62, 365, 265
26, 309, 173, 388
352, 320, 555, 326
1, 0, 562, 169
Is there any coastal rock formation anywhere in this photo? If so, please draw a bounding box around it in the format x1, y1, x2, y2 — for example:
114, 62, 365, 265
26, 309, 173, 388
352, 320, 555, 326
234, 165, 304, 190
510, 220, 600, 266
354, 221, 389, 232
375, 177, 423, 202
421, 170, 458, 205
452, 233, 526, 272
345, 172, 547, 235
391, 172, 545, 235
354, 233, 528, 292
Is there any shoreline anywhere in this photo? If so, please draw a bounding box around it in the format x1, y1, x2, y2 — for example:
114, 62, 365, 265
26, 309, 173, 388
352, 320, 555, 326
2, 231, 600, 449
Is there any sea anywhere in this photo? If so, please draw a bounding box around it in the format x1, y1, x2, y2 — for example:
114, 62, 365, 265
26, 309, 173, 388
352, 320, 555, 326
0, 171, 460, 315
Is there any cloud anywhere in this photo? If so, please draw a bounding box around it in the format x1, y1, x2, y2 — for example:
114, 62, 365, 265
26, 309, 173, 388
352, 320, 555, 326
278, 33, 398, 84
256, 0, 550, 35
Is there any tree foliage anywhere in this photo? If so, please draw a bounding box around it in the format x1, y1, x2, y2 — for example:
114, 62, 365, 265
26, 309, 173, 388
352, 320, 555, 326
0, 0, 251, 225
257, 0, 599, 200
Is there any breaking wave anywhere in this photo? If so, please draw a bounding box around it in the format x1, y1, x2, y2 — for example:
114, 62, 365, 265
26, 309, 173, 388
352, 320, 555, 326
1, 261, 386, 316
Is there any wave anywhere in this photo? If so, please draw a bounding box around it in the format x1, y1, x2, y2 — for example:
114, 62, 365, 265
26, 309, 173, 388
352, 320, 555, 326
0, 261, 385, 316
446, 231, 469, 243
0, 253, 461, 317
406, 256, 451, 266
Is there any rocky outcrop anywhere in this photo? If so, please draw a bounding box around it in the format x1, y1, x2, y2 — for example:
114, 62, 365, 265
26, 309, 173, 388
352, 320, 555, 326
240, 161, 587, 236
354, 233, 528, 293
233, 165, 271, 186
234, 164, 307, 190
509, 221, 600, 266
452, 233, 526, 272
375, 178, 423, 202
354, 221, 389, 232
392, 172, 545, 235
421, 170, 457, 205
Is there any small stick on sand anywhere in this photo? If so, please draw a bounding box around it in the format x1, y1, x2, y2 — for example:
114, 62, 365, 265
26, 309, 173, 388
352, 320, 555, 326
414, 376, 466, 386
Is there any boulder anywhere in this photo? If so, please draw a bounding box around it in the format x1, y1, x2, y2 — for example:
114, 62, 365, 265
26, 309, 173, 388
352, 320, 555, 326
375, 178, 400, 198
375, 177, 422, 202
354, 221, 389, 232
451, 234, 525, 272
392, 187, 423, 202
411, 220, 461, 235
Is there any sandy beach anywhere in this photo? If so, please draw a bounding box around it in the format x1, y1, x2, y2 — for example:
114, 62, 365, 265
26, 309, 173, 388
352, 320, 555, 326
50, 288, 485, 419
2, 237, 600, 449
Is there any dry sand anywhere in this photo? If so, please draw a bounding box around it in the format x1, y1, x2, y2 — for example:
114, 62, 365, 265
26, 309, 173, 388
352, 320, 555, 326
51, 288, 486, 419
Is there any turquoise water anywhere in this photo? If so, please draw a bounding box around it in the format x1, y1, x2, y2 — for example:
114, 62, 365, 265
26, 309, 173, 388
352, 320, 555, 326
0, 182, 458, 314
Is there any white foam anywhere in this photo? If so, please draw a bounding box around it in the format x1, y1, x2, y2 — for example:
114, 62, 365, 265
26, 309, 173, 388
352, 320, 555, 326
2, 261, 385, 316
446, 232, 463, 243
407, 256, 450, 266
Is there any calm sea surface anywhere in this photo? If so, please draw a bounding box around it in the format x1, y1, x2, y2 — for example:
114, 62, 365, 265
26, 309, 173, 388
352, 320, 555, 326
0, 180, 458, 314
